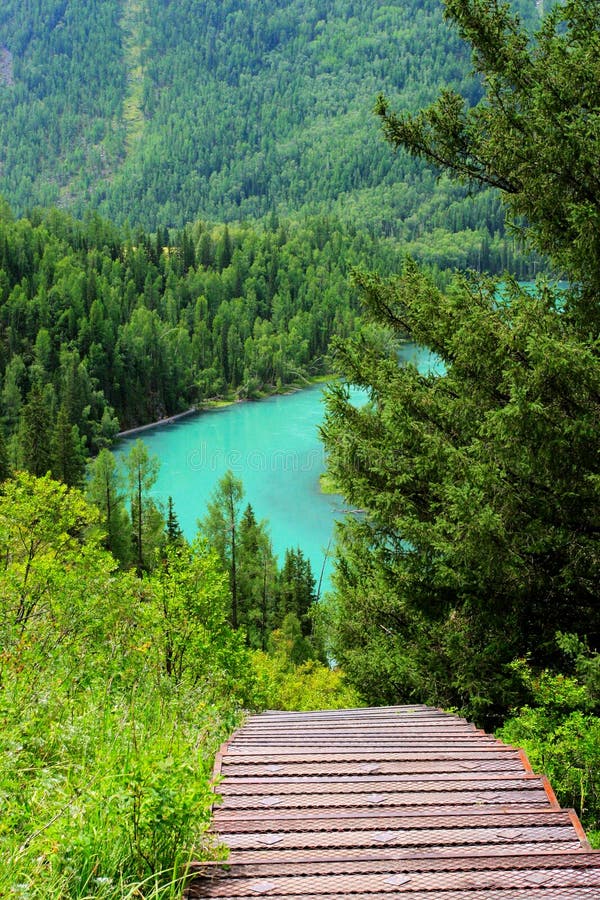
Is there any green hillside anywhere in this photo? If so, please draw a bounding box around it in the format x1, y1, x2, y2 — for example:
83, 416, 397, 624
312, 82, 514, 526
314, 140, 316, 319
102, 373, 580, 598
0, 0, 544, 254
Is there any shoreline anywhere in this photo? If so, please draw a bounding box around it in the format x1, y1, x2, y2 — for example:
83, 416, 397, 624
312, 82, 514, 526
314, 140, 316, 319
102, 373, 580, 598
116, 407, 199, 438
116, 377, 333, 439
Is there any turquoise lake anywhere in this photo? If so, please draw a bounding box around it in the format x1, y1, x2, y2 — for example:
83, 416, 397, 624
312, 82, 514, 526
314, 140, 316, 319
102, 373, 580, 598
115, 342, 437, 593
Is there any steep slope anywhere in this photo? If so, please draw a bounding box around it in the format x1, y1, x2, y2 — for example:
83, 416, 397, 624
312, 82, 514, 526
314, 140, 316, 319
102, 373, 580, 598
0, 1, 126, 209
0, 0, 545, 240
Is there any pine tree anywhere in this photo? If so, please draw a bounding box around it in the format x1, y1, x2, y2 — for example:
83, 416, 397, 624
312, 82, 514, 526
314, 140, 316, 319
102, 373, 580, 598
124, 439, 162, 575
198, 469, 244, 627
277, 547, 316, 637
197, 231, 213, 269
19, 382, 52, 477
322, 0, 600, 723
87, 448, 132, 566
376, 0, 600, 315
215, 225, 233, 272
165, 495, 185, 546
238, 503, 277, 649
50, 404, 86, 488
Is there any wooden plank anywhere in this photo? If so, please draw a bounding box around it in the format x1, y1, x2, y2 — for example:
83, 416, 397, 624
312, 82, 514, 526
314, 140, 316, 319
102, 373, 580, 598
185, 706, 600, 900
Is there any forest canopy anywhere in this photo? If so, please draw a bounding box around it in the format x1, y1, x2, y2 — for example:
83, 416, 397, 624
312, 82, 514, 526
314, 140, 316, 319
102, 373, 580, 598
3, 0, 600, 892
0, 209, 407, 470
0, 0, 546, 269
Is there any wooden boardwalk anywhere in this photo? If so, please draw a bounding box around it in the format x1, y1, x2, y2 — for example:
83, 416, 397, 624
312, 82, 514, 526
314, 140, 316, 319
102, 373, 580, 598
186, 705, 600, 898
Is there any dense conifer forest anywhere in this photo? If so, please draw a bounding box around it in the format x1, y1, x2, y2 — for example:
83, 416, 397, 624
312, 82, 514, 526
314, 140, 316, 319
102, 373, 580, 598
0, 0, 546, 271
0, 208, 405, 465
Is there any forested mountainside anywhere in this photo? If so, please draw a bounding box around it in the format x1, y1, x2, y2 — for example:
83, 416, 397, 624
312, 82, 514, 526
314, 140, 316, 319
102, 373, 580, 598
0, 0, 544, 263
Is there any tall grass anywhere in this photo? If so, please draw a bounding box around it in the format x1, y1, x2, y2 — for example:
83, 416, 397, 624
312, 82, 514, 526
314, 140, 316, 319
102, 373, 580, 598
1, 666, 237, 899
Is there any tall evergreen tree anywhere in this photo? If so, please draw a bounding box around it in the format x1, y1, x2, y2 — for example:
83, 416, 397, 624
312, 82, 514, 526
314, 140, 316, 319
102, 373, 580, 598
238, 503, 277, 649
376, 0, 600, 313
19, 382, 53, 477
322, 0, 600, 723
197, 231, 213, 269
277, 547, 317, 638
87, 448, 132, 566
198, 469, 244, 627
215, 225, 233, 272
50, 405, 86, 488
165, 495, 185, 548
124, 439, 162, 575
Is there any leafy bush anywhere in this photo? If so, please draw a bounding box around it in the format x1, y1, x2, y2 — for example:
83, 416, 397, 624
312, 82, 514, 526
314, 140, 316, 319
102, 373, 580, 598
498, 660, 600, 845
252, 649, 362, 711
0, 675, 236, 898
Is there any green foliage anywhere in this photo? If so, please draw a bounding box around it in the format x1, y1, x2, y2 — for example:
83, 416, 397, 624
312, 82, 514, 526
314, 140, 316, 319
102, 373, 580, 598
268, 613, 316, 668
0, 469, 360, 896
198, 469, 245, 628
124, 439, 163, 574
252, 650, 362, 712
237, 504, 278, 650
0, 675, 237, 898
0, 209, 398, 451
199, 472, 326, 655
50, 404, 86, 488
277, 547, 317, 637
18, 381, 53, 476
142, 540, 254, 698
322, 0, 600, 725
87, 448, 133, 565
0, 0, 545, 265
322, 269, 600, 723
0, 470, 107, 652
377, 0, 599, 302
499, 659, 600, 843
165, 496, 184, 547
0, 472, 258, 898
0, 427, 9, 481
